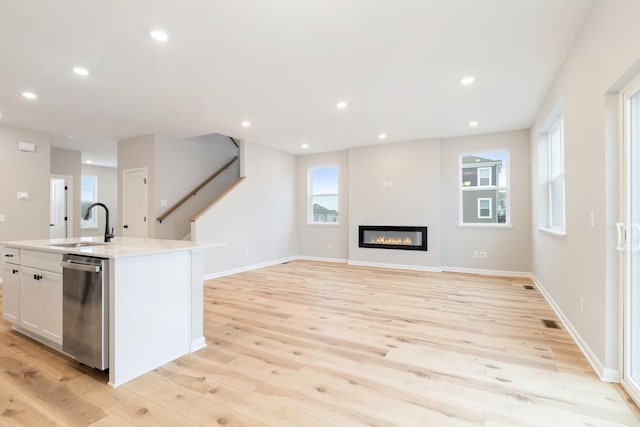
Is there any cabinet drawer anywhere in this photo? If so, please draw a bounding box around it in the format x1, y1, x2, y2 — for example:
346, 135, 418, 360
21, 250, 62, 273
2, 247, 20, 264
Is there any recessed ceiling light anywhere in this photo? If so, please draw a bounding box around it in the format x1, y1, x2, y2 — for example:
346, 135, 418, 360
468, 120, 479, 127
336, 101, 348, 110
22, 92, 37, 100
301, 143, 309, 149
241, 120, 251, 128
460, 76, 475, 85
85, 160, 93, 164
150, 30, 169, 42
73, 67, 90, 76
378, 133, 387, 140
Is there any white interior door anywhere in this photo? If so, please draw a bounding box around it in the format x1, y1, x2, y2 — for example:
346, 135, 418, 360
122, 168, 148, 238
621, 78, 640, 404
50, 177, 67, 239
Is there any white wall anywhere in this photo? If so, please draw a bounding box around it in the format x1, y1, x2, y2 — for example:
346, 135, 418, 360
194, 141, 297, 276
81, 165, 118, 238
441, 130, 531, 273
296, 150, 349, 261
51, 147, 81, 237
530, 0, 640, 379
0, 124, 51, 242
348, 139, 442, 269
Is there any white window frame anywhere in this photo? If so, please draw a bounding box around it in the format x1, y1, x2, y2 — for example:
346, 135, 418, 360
459, 151, 511, 227
307, 165, 339, 225
81, 175, 98, 229
538, 99, 566, 237
477, 198, 492, 219
547, 117, 566, 232
478, 167, 492, 186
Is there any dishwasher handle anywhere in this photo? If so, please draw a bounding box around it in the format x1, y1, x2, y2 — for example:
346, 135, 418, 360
60, 259, 102, 273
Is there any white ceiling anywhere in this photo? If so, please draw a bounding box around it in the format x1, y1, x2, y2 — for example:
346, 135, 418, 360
0, 0, 594, 167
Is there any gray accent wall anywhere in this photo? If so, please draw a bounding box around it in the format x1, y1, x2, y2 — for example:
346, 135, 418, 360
348, 139, 443, 268
0, 124, 51, 242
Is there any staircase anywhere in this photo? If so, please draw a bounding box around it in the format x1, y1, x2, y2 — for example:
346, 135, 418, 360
154, 134, 243, 240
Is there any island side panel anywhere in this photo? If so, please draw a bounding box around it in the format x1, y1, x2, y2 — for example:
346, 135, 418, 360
109, 251, 191, 387
189, 248, 206, 352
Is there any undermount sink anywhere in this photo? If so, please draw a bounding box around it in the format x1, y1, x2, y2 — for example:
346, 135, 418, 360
49, 242, 109, 248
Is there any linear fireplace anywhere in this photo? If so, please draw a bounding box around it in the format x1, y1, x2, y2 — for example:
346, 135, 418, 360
358, 226, 427, 251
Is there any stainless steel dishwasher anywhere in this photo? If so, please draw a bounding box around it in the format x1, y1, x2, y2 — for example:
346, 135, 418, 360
61, 254, 109, 370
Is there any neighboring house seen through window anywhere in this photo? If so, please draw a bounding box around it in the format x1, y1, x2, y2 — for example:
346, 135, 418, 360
308, 165, 339, 224
460, 151, 509, 225
81, 175, 98, 229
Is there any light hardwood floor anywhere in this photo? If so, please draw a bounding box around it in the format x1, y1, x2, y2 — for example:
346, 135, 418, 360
0, 260, 638, 426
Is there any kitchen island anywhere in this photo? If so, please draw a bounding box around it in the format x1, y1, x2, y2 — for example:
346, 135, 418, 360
1, 236, 221, 387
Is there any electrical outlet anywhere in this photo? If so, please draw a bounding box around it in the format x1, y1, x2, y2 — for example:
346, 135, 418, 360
479, 251, 488, 259
474, 250, 479, 258
328, 243, 333, 250
244, 248, 249, 256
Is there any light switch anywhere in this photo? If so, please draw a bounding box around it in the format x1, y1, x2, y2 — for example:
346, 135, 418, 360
160, 199, 168, 207
589, 211, 595, 228
17, 192, 29, 200
0, 214, 5, 222
383, 181, 394, 188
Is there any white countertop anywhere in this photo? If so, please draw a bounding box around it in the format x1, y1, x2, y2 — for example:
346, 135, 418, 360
1, 236, 224, 259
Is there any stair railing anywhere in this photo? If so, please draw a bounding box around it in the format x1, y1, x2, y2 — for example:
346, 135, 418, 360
156, 156, 238, 223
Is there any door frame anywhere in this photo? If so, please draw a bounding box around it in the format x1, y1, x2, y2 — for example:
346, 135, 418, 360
49, 174, 73, 238
121, 167, 148, 238
618, 75, 640, 404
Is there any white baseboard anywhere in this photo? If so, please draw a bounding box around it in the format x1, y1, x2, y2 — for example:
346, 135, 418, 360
441, 266, 531, 278
204, 256, 297, 280
296, 256, 348, 263
347, 260, 442, 272
189, 336, 207, 353
530, 274, 620, 383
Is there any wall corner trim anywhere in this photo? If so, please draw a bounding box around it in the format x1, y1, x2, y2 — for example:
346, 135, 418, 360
531, 274, 620, 383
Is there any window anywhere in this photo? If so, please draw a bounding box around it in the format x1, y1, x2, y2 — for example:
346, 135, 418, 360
308, 166, 339, 224
478, 167, 492, 186
81, 175, 98, 228
547, 117, 565, 232
460, 151, 509, 225
478, 198, 492, 219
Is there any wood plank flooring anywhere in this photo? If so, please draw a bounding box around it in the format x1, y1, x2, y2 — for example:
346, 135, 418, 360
0, 260, 638, 426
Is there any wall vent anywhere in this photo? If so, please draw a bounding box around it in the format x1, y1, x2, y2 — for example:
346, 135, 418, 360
541, 319, 561, 329
523, 285, 535, 290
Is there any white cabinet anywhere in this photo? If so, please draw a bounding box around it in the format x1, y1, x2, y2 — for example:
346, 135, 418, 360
2, 247, 20, 324
2, 249, 64, 346
2, 264, 20, 324
20, 267, 62, 344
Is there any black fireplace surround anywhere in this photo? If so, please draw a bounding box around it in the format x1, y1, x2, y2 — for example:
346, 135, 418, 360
358, 225, 428, 251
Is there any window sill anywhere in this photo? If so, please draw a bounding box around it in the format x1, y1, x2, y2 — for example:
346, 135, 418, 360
538, 227, 567, 238
457, 223, 512, 229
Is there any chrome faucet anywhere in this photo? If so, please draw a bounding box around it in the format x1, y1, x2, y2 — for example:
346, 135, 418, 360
83, 202, 114, 243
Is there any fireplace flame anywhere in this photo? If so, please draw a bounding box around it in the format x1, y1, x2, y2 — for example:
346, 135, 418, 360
369, 236, 413, 245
